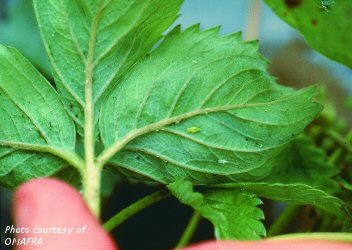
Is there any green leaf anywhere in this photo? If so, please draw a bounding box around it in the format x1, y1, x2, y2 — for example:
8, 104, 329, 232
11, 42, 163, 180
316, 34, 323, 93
54, 167, 82, 189
100, 168, 121, 198
214, 137, 345, 216
33, 0, 183, 133
99, 25, 322, 184
168, 179, 266, 240
263, 136, 340, 194
264, 0, 352, 68
0, 45, 76, 187
217, 182, 345, 217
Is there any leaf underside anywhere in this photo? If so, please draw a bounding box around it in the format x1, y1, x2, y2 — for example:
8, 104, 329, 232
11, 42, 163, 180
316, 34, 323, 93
34, 0, 184, 134
100, 25, 322, 185
263, 136, 340, 194
0, 45, 75, 187
211, 137, 344, 217
0, 0, 339, 226
0, 0, 322, 187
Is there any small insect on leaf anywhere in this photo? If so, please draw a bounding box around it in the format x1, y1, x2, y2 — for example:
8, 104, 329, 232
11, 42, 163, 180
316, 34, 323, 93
218, 159, 229, 164
187, 126, 202, 134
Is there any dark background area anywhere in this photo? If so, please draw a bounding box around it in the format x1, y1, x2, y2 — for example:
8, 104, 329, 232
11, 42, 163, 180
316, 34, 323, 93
102, 183, 214, 250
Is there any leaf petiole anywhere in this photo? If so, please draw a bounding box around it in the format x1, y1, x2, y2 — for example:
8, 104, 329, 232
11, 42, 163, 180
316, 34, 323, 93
324, 129, 352, 155
103, 190, 170, 232
267, 204, 302, 237
0, 140, 85, 173
175, 211, 202, 249
82, 5, 103, 217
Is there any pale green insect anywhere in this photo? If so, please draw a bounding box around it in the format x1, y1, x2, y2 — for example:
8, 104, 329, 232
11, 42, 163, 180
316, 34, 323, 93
187, 126, 202, 134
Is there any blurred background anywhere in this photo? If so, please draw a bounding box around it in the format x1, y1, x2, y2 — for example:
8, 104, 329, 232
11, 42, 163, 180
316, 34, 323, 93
1, 0, 351, 249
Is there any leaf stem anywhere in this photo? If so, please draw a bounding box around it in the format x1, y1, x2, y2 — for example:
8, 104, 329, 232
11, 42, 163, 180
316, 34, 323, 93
83, 5, 102, 217
97, 99, 294, 166
0, 140, 85, 173
269, 232, 352, 243
324, 129, 352, 154
82, 163, 101, 217
268, 204, 302, 237
103, 190, 170, 232
176, 212, 202, 249
328, 148, 343, 165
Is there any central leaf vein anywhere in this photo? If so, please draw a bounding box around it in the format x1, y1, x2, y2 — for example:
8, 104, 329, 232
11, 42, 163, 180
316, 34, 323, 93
97, 95, 302, 167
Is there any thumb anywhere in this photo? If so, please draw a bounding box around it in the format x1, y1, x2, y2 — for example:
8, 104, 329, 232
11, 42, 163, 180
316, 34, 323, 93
13, 178, 117, 250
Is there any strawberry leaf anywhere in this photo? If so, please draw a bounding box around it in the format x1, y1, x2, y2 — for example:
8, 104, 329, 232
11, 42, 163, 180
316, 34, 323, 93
216, 182, 345, 217
168, 179, 266, 240
0, 45, 79, 187
33, 0, 183, 134
99, 25, 322, 184
263, 136, 340, 194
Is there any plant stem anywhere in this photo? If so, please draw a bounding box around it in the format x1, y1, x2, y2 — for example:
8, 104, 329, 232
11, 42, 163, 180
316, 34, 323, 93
103, 190, 170, 232
176, 212, 202, 249
325, 129, 352, 154
268, 204, 302, 237
347, 130, 352, 143
82, 163, 101, 217
328, 148, 343, 165
83, 7, 102, 217
0, 140, 85, 173
269, 232, 352, 243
